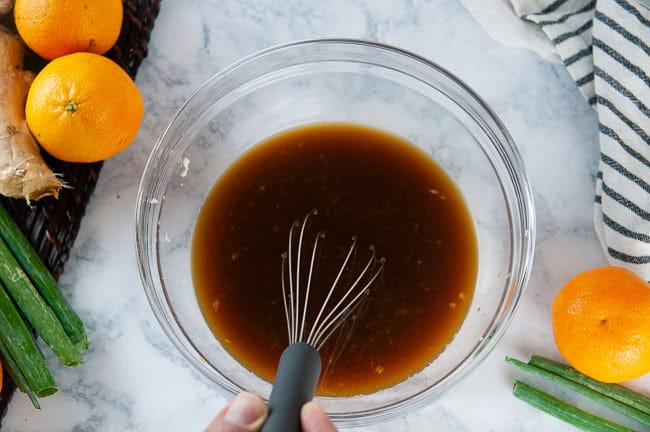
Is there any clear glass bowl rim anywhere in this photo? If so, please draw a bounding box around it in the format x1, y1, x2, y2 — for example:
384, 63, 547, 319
135, 38, 536, 427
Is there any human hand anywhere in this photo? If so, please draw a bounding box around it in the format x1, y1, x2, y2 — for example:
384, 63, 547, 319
204, 391, 337, 432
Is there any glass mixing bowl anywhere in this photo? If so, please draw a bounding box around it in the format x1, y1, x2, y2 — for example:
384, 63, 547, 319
135, 39, 535, 427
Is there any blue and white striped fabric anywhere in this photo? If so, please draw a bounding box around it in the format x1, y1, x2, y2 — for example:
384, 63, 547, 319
512, 0, 650, 280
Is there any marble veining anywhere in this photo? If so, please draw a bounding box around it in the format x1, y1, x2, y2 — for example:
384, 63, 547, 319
5, 0, 649, 431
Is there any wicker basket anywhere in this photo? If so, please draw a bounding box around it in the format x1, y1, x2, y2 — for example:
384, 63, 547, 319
0, 0, 160, 422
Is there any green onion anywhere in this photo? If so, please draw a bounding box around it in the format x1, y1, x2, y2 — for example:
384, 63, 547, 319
0, 281, 56, 403
513, 381, 636, 432
0, 235, 81, 366
0, 337, 41, 408
507, 357, 650, 427
529, 355, 650, 417
0, 203, 87, 350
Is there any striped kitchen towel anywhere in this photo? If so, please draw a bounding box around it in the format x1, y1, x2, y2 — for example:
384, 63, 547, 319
512, 0, 650, 280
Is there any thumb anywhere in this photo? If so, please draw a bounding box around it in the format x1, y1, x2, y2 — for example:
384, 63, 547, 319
204, 392, 268, 432
301, 401, 337, 432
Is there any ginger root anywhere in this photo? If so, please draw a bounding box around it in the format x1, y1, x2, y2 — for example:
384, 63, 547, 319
0, 26, 63, 202
0, 0, 13, 16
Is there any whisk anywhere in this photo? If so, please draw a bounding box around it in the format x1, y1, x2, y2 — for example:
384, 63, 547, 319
261, 209, 385, 432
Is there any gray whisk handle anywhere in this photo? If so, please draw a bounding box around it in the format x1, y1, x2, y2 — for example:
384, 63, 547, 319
262, 342, 322, 432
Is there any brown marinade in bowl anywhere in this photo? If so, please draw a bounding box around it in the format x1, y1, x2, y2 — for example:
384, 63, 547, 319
192, 122, 478, 396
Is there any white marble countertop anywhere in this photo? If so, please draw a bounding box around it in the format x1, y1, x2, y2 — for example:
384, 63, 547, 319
4, 0, 650, 430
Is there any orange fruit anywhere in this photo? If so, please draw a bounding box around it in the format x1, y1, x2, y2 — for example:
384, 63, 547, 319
14, 0, 123, 60
552, 266, 650, 383
25, 52, 144, 163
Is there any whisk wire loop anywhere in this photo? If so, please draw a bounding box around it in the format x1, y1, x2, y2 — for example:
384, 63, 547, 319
299, 230, 325, 343
281, 209, 385, 350
309, 246, 385, 350
287, 220, 299, 343
280, 252, 291, 343
283, 209, 320, 344
304, 235, 358, 349
294, 213, 311, 342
